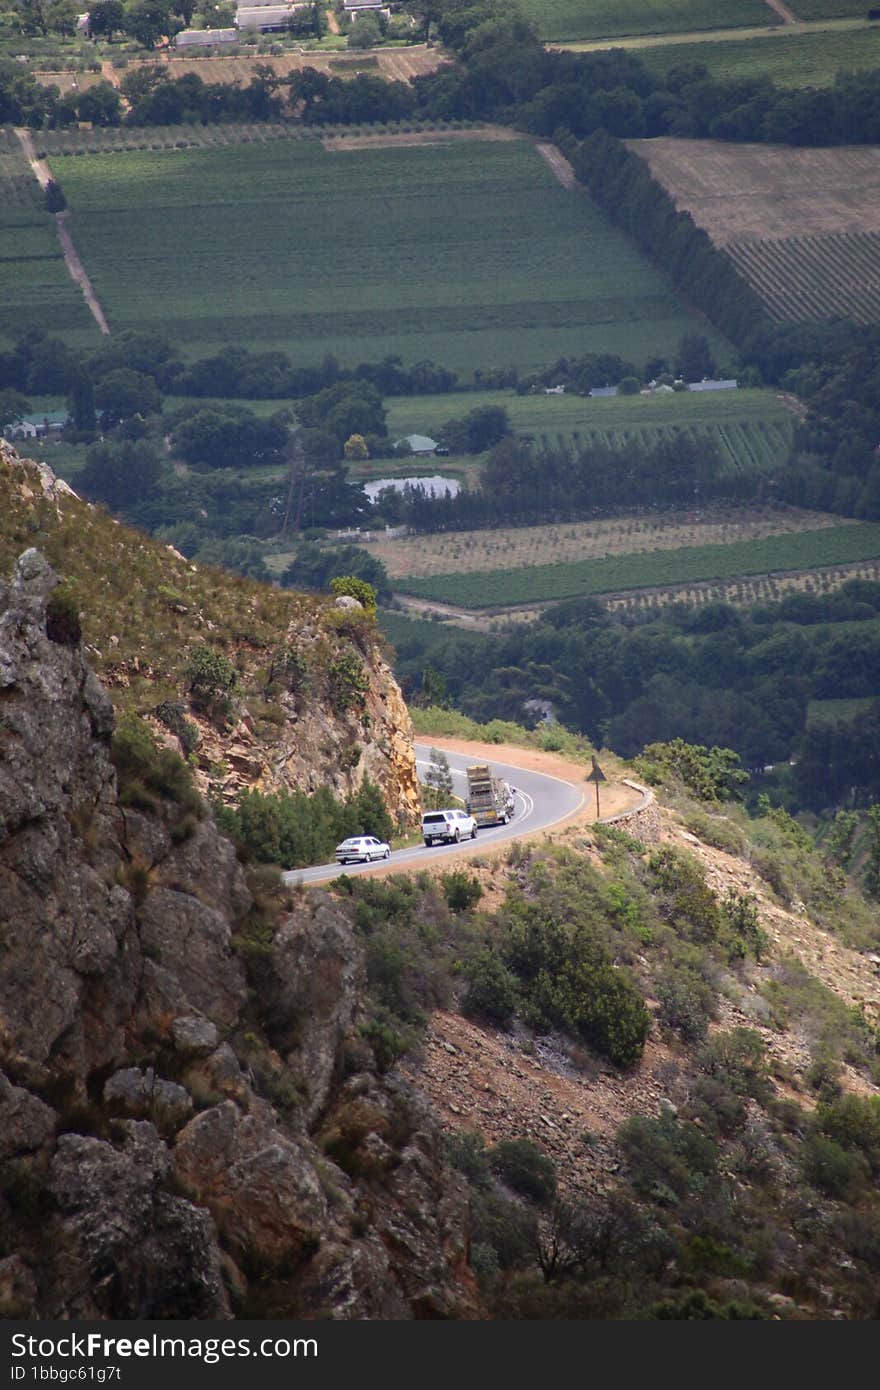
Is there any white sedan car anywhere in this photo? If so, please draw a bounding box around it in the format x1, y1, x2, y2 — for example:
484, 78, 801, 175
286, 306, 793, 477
335, 835, 391, 865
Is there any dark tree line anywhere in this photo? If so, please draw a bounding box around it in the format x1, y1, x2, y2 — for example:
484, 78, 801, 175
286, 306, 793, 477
394, 431, 758, 532
387, 580, 880, 812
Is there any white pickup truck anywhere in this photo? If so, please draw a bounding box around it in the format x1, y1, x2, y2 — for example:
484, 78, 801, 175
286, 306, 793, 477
421, 808, 478, 846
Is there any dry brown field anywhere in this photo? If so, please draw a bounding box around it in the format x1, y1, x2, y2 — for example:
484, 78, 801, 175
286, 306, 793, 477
33, 70, 109, 95
128, 44, 441, 85
361, 506, 851, 580
628, 138, 880, 242
628, 137, 880, 322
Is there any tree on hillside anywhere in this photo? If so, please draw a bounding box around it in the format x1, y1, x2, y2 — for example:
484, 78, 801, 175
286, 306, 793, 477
95, 368, 161, 425
0, 389, 30, 430
78, 439, 162, 513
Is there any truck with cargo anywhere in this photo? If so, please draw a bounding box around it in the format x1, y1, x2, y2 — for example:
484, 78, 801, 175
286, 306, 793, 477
465, 764, 515, 828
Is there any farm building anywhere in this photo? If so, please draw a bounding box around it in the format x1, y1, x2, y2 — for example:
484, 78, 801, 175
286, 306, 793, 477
687, 378, 738, 392
589, 386, 618, 399
395, 434, 441, 456
4, 412, 69, 442
175, 27, 238, 47
235, 3, 309, 29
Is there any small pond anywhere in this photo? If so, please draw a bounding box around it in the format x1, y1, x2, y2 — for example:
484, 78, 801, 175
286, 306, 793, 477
362, 475, 460, 503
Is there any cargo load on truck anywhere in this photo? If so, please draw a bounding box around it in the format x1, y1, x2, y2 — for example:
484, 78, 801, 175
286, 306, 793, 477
465, 764, 515, 828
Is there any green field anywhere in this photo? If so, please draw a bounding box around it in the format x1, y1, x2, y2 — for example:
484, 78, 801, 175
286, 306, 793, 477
0, 132, 98, 345
638, 24, 880, 86
791, 1, 869, 18
50, 137, 725, 374
395, 523, 880, 608
387, 387, 792, 474
522, 0, 775, 43
807, 695, 877, 725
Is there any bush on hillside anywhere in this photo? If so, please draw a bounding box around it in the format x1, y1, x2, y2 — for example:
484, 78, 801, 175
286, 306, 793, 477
111, 712, 202, 819
489, 1139, 557, 1207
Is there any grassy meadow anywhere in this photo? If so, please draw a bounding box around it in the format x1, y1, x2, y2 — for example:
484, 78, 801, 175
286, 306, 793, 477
637, 24, 880, 86
790, 0, 870, 17
49, 136, 725, 374
523, 0, 775, 43
393, 522, 880, 608
387, 387, 793, 475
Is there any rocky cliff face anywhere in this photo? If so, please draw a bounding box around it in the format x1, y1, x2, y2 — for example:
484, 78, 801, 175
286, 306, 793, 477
0, 443, 420, 826
0, 551, 477, 1320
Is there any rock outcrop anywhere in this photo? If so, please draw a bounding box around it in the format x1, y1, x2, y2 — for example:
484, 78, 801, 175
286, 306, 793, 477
0, 445, 421, 827
0, 551, 478, 1320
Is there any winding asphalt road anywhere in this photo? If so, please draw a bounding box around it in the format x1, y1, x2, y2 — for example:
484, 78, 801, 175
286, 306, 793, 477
282, 742, 586, 887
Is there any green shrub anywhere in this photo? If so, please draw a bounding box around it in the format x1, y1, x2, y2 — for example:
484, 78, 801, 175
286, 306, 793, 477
800, 1133, 870, 1199
154, 699, 200, 755
460, 948, 518, 1028
45, 585, 81, 647
488, 1139, 557, 1207
327, 650, 369, 714
111, 712, 202, 818
215, 775, 392, 868
816, 1093, 880, 1173
720, 891, 768, 961
683, 809, 746, 856
470, 1190, 537, 1272
650, 1289, 766, 1320
646, 846, 721, 943
656, 964, 714, 1043
618, 1109, 718, 1204
498, 883, 650, 1067
330, 575, 378, 614
441, 870, 483, 913
445, 1131, 491, 1188
185, 644, 237, 719
636, 739, 747, 802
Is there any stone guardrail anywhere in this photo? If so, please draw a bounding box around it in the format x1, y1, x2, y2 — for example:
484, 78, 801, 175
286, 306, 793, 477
597, 778, 660, 842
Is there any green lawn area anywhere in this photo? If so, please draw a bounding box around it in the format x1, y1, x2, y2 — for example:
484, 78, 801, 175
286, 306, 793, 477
395, 523, 880, 608
790, 1, 869, 18
387, 386, 787, 436
638, 23, 880, 85
522, 0, 776, 43
387, 387, 793, 475
52, 137, 725, 376
807, 695, 877, 724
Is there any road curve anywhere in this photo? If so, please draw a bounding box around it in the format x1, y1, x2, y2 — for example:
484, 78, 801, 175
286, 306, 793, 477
282, 742, 586, 887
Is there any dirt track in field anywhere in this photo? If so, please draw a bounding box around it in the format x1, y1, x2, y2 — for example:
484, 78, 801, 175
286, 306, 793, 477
14, 129, 110, 336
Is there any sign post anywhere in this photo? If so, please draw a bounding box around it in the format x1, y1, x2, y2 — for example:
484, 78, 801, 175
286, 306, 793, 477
585, 756, 607, 818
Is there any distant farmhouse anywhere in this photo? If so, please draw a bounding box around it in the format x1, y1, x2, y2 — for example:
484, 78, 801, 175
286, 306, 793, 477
343, 0, 387, 15
3, 412, 69, 442
175, 27, 238, 48
395, 434, 441, 456
235, 3, 311, 31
